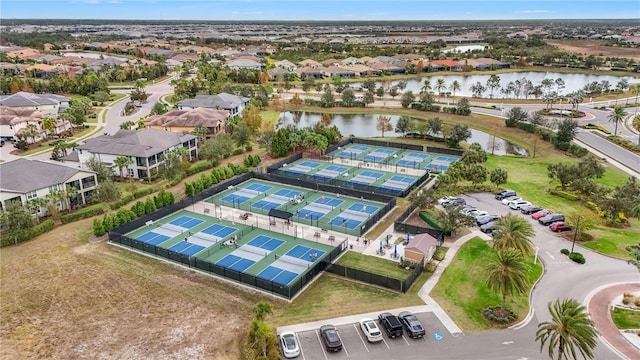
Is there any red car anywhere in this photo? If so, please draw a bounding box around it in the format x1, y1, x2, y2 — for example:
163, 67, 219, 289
549, 222, 572, 232
532, 209, 553, 220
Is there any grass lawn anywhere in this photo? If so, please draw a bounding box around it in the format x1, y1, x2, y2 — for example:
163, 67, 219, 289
582, 219, 640, 260
271, 271, 429, 327
611, 307, 640, 329
335, 251, 410, 280
430, 238, 543, 333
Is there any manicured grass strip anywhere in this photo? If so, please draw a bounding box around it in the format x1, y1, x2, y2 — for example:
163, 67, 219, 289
582, 220, 640, 260
335, 251, 410, 280
430, 238, 543, 333
611, 307, 640, 330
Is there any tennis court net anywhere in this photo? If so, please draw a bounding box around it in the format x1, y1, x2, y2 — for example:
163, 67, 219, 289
158, 223, 185, 235
278, 255, 310, 272
241, 245, 268, 257
190, 232, 219, 244
271, 194, 291, 202
311, 202, 333, 211
343, 209, 369, 220
235, 188, 261, 197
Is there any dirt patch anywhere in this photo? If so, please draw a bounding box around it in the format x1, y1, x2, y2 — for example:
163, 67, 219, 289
0, 218, 269, 359
547, 40, 640, 62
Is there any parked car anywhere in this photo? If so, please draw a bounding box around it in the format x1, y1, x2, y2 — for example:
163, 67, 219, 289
279, 332, 300, 358
480, 221, 498, 233
471, 210, 489, 218
438, 196, 457, 205
443, 198, 466, 207
461, 207, 478, 216
319, 325, 342, 352
549, 222, 573, 232
539, 214, 565, 226
495, 190, 517, 200
398, 311, 426, 338
476, 215, 499, 226
378, 312, 403, 338
521, 205, 543, 215
532, 209, 553, 220
509, 200, 531, 210
501, 196, 522, 205
359, 318, 383, 343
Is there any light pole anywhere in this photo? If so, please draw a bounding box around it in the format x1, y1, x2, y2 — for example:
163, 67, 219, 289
570, 215, 584, 254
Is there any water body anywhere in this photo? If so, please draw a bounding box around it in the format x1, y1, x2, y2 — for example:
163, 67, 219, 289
349, 72, 640, 99
278, 111, 528, 156
61, 52, 129, 62
443, 45, 487, 53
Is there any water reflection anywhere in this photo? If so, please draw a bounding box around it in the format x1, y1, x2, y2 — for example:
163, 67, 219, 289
278, 111, 528, 156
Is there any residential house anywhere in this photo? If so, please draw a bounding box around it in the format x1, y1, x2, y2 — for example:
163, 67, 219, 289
0, 107, 50, 142
177, 93, 250, 117
0, 158, 98, 213
145, 107, 230, 138
73, 129, 197, 180
224, 59, 264, 70
403, 233, 439, 263
343, 64, 381, 77
295, 67, 324, 80
369, 62, 405, 75
267, 67, 292, 81
0, 92, 70, 117
274, 60, 296, 71
430, 60, 464, 72
466, 58, 510, 70
298, 59, 322, 69
323, 66, 356, 79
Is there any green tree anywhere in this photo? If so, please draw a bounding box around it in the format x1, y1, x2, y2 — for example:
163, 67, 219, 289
448, 124, 472, 148
151, 101, 168, 115
492, 214, 535, 255
626, 244, 640, 271
92, 91, 110, 105
632, 114, 640, 146
93, 218, 106, 236
400, 91, 415, 108
270, 128, 289, 157
435, 205, 476, 236
556, 119, 579, 143
199, 133, 234, 165
233, 120, 251, 148
0, 201, 36, 243
94, 179, 121, 202
42, 116, 57, 137
144, 197, 156, 214
27, 197, 48, 223
113, 156, 133, 179
535, 298, 598, 360
608, 105, 628, 136
341, 88, 355, 106
463, 163, 488, 185
505, 107, 529, 126
427, 117, 443, 137
490, 168, 509, 189
84, 157, 113, 182
449, 80, 461, 97
408, 187, 436, 209
254, 301, 273, 321
486, 75, 501, 99
486, 248, 530, 315
376, 115, 392, 137
321, 88, 335, 107
157, 151, 183, 182
395, 116, 412, 136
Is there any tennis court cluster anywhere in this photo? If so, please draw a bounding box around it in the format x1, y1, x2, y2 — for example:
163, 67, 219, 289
328, 143, 460, 171
208, 179, 385, 236
425, 155, 459, 172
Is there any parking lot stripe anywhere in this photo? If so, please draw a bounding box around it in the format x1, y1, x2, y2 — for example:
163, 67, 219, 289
295, 333, 306, 360
380, 335, 390, 350
402, 335, 411, 346
340, 331, 350, 357
315, 330, 328, 360
353, 323, 370, 352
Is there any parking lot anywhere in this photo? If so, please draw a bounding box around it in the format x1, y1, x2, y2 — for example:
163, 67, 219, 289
293, 312, 453, 360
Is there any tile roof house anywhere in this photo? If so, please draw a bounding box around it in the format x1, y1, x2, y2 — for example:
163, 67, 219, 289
145, 108, 230, 138
0, 92, 70, 117
430, 60, 464, 72
177, 93, 250, 117
404, 233, 439, 263
0, 106, 50, 142
298, 59, 322, 69
274, 60, 296, 71
224, 59, 264, 70
73, 129, 197, 180
323, 66, 356, 79
0, 158, 98, 213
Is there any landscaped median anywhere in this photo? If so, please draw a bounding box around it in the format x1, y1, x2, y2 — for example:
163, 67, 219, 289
430, 238, 543, 332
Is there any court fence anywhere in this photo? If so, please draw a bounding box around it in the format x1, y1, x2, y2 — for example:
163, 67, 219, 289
393, 205, 446, 245
324, 255, 425, 293
109, 229, 348, 300
426, 146, 464, 157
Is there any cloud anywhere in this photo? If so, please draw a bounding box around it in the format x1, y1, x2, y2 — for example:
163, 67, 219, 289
515, 9, 554, 14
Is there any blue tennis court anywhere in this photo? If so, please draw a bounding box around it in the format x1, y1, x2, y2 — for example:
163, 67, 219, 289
274, 189, 301, 198
287, 244, 326, 260
168, 241, 205, 256
360, 171, 384, 179
216, 254, 255, 272
351, 145, 369, 151
296, 208, 324, 220
136, 231, 170, 245
435, 156, 459, 162
348, 203, 379, 214
427, 163, 450, 171
247, 235, 285, 251
363, 149, 395, 162
246, 183, 273, 192
325, 165, 348, 173
221, 193, 251, 204
201, 224, 236, 238
316, 197, 343, 207
329, 217, 361, 230
397, 152, 429, 167
391, 175, 416, 184
257, 266, 298, 285
300, 161, 321, 168
251, 199, 281, 210
169, 216, 203, 229
336, 150, 360, 158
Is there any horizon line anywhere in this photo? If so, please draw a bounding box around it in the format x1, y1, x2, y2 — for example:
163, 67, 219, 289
1, 17, 637, 22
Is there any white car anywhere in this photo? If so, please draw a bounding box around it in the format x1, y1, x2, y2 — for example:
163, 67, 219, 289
279, 332, 300, 358
438, 196, 456, 205
502, 196, 522, 205
509, 200, 531, 210
359, 318, 383, 343
461, 207, 478, 215
471, 210, 489, 218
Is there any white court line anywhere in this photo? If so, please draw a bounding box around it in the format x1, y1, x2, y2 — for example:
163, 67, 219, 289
315, 330, 328, 360
353, 323, 369, 352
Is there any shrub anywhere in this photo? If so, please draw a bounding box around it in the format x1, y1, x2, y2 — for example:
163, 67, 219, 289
93, 218, 106, 236
424, 261, 437, 273
560, 248, 570, 255
419, 211, 444, 230
185, 162, 214, 176
232, 148, 243, 156
432, 246, 449, 261
245, 144, 253, 152
569, 252, 586, 264
568, 144, 588, 157
1, 219, 56, 247
132, 187, 155, 199
109, 194, 135, 210
550, 190, 579, 201
60, 204, 107, 223
483, 306, 517, 323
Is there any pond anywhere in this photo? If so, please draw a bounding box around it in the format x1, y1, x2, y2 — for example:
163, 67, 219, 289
61, 52, 129, 62
348, 71, 640, 99
278, 111, 529, 156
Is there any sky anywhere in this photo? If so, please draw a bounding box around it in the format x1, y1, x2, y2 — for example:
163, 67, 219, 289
1, 0, 639, 21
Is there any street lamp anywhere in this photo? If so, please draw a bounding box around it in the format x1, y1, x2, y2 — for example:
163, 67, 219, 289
570, 215, 584, 254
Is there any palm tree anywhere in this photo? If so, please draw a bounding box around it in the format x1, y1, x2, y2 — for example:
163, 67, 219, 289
420, 79, 432, 95
486, 74, 501, 99
535, 298, 598, 360
608, 106, 628, 136
492, 213, 535, 255
626, 243, 640, 271
113, 156, 133, 179
25, 123, 39, 144
629, 83, 640, 106
486, 248, 530, 315
633, 114, 640, 146
41, 117, 57, 137
449, 80, 461, 97
435, 78, 447, 101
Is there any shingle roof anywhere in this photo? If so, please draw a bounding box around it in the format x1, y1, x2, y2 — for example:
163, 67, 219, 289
0, 92, 69, 108
145, 108, 229, 128
177, 93, 249, 110
76, 129, 196, 158
405, 233, 438, 255
0, 158, 94, 193
0, 106, 48, 125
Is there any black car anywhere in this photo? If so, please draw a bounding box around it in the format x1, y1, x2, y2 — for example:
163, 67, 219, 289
539, 214, 565, 226
378, 312, 404, 338
476, 214, 499, 226
521, 205, 543, 215
495, 190, 516, 200
398, 311, 426, 338
443, 198, 466, 207
319, 325, 342, 352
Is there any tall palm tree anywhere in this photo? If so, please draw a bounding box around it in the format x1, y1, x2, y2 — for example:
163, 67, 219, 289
535, 298, 598, 360
435, 78, 447, 100
449, 80, 461, 97
113, 156, 133, 179
420, 79, 432, 95
486, 248, 530, 314
41, 117, 57, 137
492, 213, 535, 255
629, 83, 640, 106
608, 106, 628, 136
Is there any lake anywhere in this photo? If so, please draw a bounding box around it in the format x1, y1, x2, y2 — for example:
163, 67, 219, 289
61, 52, 129, 62
278, 111, 529, 156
